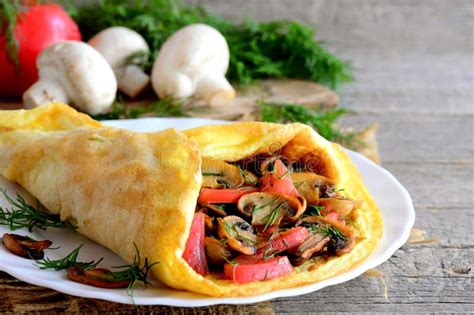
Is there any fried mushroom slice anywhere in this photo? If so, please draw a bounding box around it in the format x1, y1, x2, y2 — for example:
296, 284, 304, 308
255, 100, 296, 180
237, 192, 306, 228
319, 198, 362, 217
204, 237, 233, 266
290, 172, 337, 203
67, 267, 130, 288
290, 233, 330, 266
217, 216, 257, 255
201, 159, 244, 188
1, 233, 52, 259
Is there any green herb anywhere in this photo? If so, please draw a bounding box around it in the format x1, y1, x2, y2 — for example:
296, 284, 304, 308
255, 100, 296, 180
0, 0, 22, 68
253, 196, 282, 216
263, 246, 275, 260
0, 189, 77, 231
222, 255, 237, 266
238, 166, 258, 185
236, 233, 256, 246
70, 0, 352, 89
107, 244, 159, 298
306, 205, 325, 217
36, 244, 103, 270
259, 101, 354, 143
202, 172, 224, 177
262, 200, 287, 232
308, 223, 348, 241
223, 221, 235, 238
92, 97, 190, 120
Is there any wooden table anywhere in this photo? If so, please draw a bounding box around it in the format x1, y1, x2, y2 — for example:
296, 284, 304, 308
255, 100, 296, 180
1, 0, 473, 313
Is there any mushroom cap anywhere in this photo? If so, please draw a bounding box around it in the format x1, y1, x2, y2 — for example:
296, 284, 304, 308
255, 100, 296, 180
151, 23, 230, 98
37, 41, 117, 115
88, 26, 150, 70
154, 23, 229, 75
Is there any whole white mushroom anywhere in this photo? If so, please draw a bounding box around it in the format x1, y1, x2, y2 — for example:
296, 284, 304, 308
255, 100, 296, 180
151, 23, 235, 107
89, 26, 150, 98
23, 41, 117, 115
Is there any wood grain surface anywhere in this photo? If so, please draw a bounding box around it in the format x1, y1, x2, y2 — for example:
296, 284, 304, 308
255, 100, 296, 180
1, 0, 473, 313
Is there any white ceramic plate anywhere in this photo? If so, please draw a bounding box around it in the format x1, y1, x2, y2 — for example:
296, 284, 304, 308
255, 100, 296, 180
0, 118, 415, 306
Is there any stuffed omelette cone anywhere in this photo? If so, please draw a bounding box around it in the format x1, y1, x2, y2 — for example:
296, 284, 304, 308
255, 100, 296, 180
0, 103, 382, 297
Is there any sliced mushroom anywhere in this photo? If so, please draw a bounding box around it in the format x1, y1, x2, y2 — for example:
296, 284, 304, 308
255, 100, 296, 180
290, 172, 336, 203
301, 216, 353, 238
200, 202, 227, 216
237, 192, 306, 228
201, 159, 244, 189
217, 216, 257, 255
204, 237, 233, 266
319, 198, 362, 217
67, 267, 130, 288
203, 213, 215, 234
259, 156, 281, 174
327, 236, 356, 256
300, 215, 356, 256
290, 234, 330, 265
1, 233, 52, 259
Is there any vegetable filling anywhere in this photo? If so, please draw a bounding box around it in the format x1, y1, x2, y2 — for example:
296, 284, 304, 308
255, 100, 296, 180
183, 155, 361, 283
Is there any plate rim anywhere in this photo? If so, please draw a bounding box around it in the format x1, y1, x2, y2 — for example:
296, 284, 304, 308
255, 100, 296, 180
0, 117, 415, 306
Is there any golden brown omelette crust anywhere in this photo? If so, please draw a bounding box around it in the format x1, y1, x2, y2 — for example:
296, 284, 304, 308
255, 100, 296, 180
0, 103, 382, 297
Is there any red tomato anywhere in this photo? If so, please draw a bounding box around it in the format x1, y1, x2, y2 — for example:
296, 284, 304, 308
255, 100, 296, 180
0, 3, 81, 97
198, 187, 258, 204
224, 255, 293, 283
257, 227, 309, 256
260, 160, 299, 197
182, 213, 208, 275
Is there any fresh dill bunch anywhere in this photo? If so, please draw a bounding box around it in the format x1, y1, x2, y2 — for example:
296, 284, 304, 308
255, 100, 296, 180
0, 0, 22, 67
258, 101, 355, 143
36, 244, 103, 270
0, 189, 77, 232
69, 0, 352, 89
92, 97, 190, 120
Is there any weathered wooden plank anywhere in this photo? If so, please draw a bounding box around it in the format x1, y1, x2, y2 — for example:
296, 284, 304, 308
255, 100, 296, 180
341, 113, 474, 162
381, 162, 474, 209
193, 0, 472, 55
273, 275, 473, 313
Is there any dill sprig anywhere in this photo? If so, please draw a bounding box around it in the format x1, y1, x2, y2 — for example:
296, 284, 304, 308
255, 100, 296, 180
108, 243, 159, 297
36, 244, 103, 270
238, 166, 258, 185
92, 97, 190, 120
259, 101, 355, 143
69, 0, 352, 89
0, 189, 77, 231
308, 223, 348, 241
0, 0, 22, 68
262, 200, 287, 232
305, 205, 325, 217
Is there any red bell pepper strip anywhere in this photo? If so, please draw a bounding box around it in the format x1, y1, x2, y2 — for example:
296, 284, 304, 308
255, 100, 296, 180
260, 160, 299, 197
182, 213, 208, 275
224, 255, 293, 283
257, 227, 309, 256
198, 187, 258, 204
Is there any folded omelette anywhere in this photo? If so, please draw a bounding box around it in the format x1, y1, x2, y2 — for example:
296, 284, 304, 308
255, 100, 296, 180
0, 103, 382, 297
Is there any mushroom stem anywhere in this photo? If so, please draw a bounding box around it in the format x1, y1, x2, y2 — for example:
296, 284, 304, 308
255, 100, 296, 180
195, 72, 236, 107
23, 79, 69, 109
116, 64, 150, 98
88, 27, 150, 98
